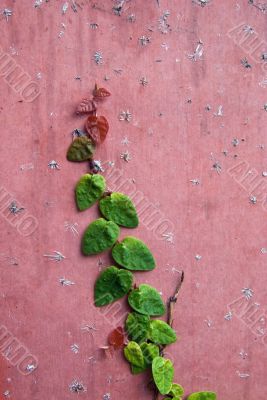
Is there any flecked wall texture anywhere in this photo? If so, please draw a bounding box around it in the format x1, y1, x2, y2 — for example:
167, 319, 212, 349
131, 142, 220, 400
0, 0, 267, 399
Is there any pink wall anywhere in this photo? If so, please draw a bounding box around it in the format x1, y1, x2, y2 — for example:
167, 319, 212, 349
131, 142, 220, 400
1, 0, 267, 399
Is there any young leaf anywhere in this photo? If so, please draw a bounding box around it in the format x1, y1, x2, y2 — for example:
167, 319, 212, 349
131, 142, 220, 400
141, 342, 159, 365
148, 320, 177, 345
93, 84, 111, 100
131, 342, 159, 374
108, 327, 125, 349
128, 284, 165, 316
85, 115, 109, 145
152, 356, 174, 395
169, 383, 184, 397
188, 392, 217, 400
112, 237, 155, 271
125, 312, 150, 343
124, 341, 144, 368
82, 218, 120, 255
75, 174, 105, 211
94, 266, 133, 306
67, 137, 95, 162
99, 193, 139, 228
76, 98, 97, 115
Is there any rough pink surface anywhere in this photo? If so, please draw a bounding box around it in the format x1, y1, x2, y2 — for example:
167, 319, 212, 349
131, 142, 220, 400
1, 1, 267, 399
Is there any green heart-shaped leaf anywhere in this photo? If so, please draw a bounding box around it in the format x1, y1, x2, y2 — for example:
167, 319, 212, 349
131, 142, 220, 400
125, 312, 150, 343
75, 174, 106, 211
112, 237, 155, 271
94, 266, 133, 306
169, 383, 184, 397
82, 218, 120, 255
128, 284, 165, 316
152, 356, 174, 395
67, 137, 95, 162
131, 342, 160, 374
99, 192, 138, 228
188, 392, 217, 400
148, 320, 177, 345
124, 341, 144, 368
141, 342, 159, 365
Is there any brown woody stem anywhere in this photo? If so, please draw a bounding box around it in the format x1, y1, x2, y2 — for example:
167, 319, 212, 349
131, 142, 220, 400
167, 270, 184, 327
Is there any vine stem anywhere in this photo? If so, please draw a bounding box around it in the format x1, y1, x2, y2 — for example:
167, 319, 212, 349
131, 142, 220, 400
153, 271, 185, 400
167, 270, 184, 327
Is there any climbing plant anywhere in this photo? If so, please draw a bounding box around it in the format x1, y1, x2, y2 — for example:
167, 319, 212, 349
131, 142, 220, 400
66, 84, 217, 400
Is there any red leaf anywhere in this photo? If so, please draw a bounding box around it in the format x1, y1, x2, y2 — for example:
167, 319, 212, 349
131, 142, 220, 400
108, 327, 125, 350
93, 84, 111, 101
76, 98, 97, 115
85, 115, 109, 145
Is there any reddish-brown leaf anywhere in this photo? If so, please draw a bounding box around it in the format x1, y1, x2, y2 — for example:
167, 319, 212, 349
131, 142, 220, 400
93, 84, 111, 100
76, 98, 97, 115
108, 327, 125, 350
85, 115, 109, 145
